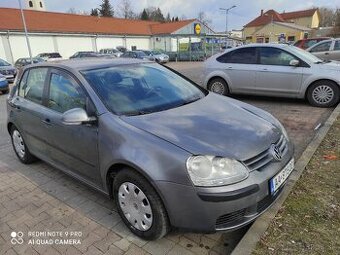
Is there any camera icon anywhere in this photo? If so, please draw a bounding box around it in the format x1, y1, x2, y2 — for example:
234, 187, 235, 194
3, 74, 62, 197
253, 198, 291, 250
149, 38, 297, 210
11, 231, 24, 245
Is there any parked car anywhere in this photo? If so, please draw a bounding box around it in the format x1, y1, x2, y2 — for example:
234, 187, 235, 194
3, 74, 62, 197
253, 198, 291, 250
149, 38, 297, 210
36, 52, 62, 61
116, 46, 127, 53
306, 38, 340, 61
7, 59, 293, 240
14, 57, 45, 68
0, 74, 9, 94
142, 50, 169, 63
121, 51, 152, 60
99, 48, 123, 57
70, 51, 100, 59
0, 58, 17, 82
204, 44, 340, 108
293, 37, 331, 50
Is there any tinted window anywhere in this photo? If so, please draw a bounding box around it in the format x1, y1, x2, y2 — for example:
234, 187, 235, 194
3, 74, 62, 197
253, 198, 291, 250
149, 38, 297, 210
217, 48, 257, 64
259, 48, 297, 66
310, 41, 332, 52
334, 40, 340, 51
48, 73, 86, 113
305, 40, 318, 48
0, 59, 10, 66
19, 68, 48, 104
82, 64, 205, 115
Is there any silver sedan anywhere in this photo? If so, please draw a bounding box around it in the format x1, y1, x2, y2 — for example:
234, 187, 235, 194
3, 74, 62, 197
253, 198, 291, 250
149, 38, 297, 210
204, 44, 340, 107
307, 38, 340, 61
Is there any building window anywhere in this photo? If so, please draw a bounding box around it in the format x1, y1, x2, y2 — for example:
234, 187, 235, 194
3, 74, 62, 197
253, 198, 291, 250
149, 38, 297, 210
40, 2, 43, 8
29, 1, 33, 7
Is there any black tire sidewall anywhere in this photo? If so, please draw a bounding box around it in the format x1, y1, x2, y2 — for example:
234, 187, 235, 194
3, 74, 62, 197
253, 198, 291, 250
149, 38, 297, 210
113, 169, 169, 240
10, 126, 35, 164
208, 78, 229, 96
307, 81, 339, 107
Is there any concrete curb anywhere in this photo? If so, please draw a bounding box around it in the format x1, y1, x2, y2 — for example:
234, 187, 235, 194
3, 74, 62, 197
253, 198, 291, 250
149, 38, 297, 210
231, 103, 340, 255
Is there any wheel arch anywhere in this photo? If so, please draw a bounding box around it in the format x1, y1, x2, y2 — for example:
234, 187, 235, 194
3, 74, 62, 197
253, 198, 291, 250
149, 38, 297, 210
207, 76, 229, 91
304, 78, 340, 99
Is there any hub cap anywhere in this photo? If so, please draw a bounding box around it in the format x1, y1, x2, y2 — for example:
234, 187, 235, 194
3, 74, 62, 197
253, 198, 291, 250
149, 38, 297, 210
118, 182, 153, 231
12, 130, 25, 158
210, 82, 225, 94
312, 85, 334, 104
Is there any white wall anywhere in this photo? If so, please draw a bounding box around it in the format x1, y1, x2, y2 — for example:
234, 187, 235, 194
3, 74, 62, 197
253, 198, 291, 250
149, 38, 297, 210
96, 37, 124, 51
0, 33, 153, 63
126, 38, 150, 50
56, 36, 94, 59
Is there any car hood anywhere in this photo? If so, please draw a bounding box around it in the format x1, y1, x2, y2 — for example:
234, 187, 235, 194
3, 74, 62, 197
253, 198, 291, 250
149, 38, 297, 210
316, 61, 340, 71
0, 66, 16, 71
121, 93, 281, 161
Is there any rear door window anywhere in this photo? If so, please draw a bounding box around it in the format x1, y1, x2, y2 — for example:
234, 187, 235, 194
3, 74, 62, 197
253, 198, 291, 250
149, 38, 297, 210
216, 48, 257, 64
18, 68, 48, 105
259, 47, 297, 66
334, 40, 340, 51
310, 41, 332, 52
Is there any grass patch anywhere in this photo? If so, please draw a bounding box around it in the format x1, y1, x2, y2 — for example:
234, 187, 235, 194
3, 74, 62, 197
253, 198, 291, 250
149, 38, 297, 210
253, 116, 340, 255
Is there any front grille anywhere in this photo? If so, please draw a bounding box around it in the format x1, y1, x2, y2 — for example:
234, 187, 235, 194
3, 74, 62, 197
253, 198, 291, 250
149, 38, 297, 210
216, 208, 246, 227
244, 135, 288, 171
215, 188, 283, 229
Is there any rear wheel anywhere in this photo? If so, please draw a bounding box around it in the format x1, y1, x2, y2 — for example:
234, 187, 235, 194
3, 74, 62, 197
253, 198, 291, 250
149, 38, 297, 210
208, 77, 229, 96
307, 81, 339, 107
113, 169, 169, 240
10, 126, 37, 164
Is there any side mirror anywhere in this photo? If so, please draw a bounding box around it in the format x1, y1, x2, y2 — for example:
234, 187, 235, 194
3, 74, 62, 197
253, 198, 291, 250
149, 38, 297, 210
289, 59, 299, 66
62, 108, 96, 125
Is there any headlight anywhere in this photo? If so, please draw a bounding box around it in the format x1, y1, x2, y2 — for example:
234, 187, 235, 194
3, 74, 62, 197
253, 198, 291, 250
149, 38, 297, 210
186, 156, 249, 187
0, 77, 6, 82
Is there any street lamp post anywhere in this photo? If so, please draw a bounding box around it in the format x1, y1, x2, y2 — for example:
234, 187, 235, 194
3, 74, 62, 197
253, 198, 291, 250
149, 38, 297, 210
18, 0, 33, 64
219, 5, 236, 36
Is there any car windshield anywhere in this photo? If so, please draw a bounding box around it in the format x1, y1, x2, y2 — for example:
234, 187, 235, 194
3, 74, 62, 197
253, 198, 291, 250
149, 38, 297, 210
82, 64, 206, 115
143, 51, 151, 55
152, 51, 162, 55
0, 59, 10, 66
289, 46, 323, 63
136, 52, 147, 57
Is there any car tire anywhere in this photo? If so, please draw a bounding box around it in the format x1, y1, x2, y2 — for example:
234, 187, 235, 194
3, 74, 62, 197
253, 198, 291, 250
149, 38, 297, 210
2, 89, 9, 94
113, 168, 170, 240
208, 77, 229, 96
10, 126, 37, 164
307, 81, 339, 107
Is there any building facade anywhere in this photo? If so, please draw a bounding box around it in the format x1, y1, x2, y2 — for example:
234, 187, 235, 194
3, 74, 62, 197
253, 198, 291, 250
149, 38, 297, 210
0, 8, 219, 63
243, 9, 320, 43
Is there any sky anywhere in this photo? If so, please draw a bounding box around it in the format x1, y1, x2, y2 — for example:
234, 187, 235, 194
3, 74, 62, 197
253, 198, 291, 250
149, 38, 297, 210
1, 0, 339, 31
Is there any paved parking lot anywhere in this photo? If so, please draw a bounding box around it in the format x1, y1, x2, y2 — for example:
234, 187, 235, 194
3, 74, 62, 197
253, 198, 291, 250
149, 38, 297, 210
0, 63, 334, 255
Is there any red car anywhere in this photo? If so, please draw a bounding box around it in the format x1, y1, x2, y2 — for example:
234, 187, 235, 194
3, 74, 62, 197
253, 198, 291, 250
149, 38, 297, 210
294, 37, 331, 50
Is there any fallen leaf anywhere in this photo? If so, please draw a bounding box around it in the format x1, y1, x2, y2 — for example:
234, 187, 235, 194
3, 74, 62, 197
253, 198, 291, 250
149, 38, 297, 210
323, 155, 337, 160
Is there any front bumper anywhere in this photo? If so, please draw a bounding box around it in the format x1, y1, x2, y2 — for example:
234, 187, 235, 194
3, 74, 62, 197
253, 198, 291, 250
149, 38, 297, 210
156, 143, 294, 233
0, 81, 9, 90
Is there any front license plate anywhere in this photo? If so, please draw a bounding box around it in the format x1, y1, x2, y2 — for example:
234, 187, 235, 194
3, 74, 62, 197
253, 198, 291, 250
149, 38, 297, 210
270, 158, 294, 194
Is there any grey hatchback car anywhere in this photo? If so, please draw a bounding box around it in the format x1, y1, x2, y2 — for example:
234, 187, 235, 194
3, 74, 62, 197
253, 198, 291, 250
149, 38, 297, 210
7, 59, 294, 240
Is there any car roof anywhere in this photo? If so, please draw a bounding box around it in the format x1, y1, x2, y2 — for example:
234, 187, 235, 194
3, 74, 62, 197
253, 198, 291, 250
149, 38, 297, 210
234, 43, 289, 49
26, 58, 153, 71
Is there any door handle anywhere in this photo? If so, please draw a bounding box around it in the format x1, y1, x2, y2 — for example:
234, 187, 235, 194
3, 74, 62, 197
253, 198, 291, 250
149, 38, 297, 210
259, 68, 268, 72
41, 118, 52, 126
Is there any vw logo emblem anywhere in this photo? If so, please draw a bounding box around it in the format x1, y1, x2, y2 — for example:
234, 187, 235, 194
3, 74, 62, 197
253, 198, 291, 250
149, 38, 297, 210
270, 144, 282, 161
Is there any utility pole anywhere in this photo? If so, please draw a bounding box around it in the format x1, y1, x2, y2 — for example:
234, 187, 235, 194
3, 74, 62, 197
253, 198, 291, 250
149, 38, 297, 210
219, 5, 236, 47
18, 0, 33, 63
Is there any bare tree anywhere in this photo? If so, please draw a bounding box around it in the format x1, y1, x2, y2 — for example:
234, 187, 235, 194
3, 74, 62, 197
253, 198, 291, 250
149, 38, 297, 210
118, 0, 135, 19
319, 7, 337, 27
197, 11, 211, 26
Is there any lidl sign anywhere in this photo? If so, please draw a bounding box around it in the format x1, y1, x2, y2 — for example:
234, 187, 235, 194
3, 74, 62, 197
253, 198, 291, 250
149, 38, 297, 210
194, 23, 201, 35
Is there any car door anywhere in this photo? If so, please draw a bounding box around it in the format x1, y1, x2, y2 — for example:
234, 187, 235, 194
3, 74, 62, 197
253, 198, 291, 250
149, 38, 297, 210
42, 69, 100, 185
216, 47, 258, 94
330, 40, 340, 61
255, 47, 303, 96
10, 67, 51, 157
309, 41, 333, 60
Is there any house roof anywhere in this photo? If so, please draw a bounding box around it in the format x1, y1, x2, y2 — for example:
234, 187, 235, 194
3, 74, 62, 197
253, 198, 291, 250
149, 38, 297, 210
244, 10, 285, 28
280, 8, 318, 20
244, 8, 318, 28
0, 8, 196, 36
150, 19, 196, 34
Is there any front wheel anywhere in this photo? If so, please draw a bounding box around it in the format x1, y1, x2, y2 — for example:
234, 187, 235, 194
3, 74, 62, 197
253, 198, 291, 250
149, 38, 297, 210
10, 126, 37, 164
208, 78, 229, 96
307, 81, 339, 107
113, 169, 169, 240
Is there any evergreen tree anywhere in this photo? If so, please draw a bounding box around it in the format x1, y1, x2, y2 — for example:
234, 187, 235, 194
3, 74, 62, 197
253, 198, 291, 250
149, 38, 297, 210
166, 12, 171, 22
100, 0, 114, 17
141, 8, 149, 20
175, 16, 179, 22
